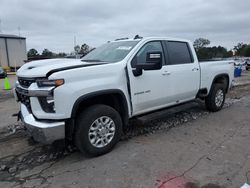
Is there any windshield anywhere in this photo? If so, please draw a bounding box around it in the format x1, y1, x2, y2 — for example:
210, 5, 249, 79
82, 41, 139, 63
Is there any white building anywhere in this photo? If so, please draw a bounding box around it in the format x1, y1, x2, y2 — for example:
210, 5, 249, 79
0, 34, 27, 69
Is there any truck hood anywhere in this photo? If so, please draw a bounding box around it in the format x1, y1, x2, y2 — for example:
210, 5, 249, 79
17, 59, 104, 78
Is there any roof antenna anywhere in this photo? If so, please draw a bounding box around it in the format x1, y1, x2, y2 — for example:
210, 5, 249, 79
115, 37, 129, 41
134, 34, 143, 40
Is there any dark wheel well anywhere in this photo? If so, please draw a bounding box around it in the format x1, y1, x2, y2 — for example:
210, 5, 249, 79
74, 93, 128, 122
212, 74, 229, 93
66, 90, 129, 140
197, 74, 229, 99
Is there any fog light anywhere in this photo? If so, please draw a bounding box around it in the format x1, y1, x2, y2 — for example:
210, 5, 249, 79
38, 96, 55, 113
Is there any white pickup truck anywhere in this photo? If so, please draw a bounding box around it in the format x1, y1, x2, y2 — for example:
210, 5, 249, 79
15, 36, 234, 156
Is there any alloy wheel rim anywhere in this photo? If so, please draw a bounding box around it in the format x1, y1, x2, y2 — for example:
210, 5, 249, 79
215, 89, 224, 107
88, 116, 115, 148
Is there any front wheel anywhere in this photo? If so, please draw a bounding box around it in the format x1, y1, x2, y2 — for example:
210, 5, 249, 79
74, 104, 122, 156
205, 84, 226, 112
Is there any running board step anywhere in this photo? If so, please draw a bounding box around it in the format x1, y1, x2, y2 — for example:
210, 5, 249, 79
134, 101, 203, 124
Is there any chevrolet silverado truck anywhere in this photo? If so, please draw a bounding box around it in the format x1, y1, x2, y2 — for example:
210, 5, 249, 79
15, 37, 234, 156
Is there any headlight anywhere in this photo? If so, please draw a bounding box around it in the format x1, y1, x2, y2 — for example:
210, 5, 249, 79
36, 79, 64, 87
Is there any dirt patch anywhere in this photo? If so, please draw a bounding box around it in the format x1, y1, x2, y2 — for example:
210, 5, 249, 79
156, 175, 225, 188
0, 138, 76, 185
186, 182, 226, 188
228, 84, 250, 99
0, 90, 13, 102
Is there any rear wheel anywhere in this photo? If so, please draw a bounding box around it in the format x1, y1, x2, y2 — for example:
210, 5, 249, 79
205, 84, 226, 112
74, 104, 122, 156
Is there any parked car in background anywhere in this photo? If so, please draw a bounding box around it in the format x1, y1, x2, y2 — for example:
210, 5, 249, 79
234, 60, 245, 67
0, 67, 7, 78
246, 59, 250, 70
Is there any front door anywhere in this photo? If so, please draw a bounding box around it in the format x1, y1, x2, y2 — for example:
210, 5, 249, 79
127, 41, 173, 115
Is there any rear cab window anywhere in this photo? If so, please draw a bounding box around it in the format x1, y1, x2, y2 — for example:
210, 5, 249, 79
164, 41, 194, 65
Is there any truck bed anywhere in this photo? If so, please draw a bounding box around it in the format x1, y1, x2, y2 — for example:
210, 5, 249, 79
199, 60, 234, 92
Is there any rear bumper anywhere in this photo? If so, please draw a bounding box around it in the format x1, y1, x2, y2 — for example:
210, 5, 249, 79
20, 103, 65, 144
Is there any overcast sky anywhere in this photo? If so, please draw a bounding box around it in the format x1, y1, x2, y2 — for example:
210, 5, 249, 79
0, 0, 249, 53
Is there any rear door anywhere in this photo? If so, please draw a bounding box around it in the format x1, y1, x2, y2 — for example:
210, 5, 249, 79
163, 41, 200, 102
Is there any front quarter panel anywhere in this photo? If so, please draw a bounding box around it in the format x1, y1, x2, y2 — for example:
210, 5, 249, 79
47, 62, 131, 119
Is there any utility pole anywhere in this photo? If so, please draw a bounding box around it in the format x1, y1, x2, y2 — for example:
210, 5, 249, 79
17, 26, 21, 72
74, 36, 76, 53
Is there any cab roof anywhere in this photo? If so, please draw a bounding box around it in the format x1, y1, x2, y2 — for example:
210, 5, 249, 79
110, 36, 191, 43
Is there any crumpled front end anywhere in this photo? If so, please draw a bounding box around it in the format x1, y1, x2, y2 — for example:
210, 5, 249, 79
19, 103, 65, 143
14, 77, 65, 144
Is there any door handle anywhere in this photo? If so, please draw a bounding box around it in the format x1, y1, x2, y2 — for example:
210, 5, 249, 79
162, 71, 171, 76
192, 68, 199, 71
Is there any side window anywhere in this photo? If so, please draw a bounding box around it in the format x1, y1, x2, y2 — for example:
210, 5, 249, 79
166, 41, 193, 65
135, 41, 164, 65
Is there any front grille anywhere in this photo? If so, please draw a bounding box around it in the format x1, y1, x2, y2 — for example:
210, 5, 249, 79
17, 92, 32, 112
18, 78, 36, 88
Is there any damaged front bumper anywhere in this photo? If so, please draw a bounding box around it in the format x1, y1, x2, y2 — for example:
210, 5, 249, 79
14, 80, 66, 144
20, 103, 65, 144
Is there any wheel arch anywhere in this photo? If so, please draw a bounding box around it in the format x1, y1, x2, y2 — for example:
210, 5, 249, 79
211, 74, 230, 93
197, 73, 230, 99
67, 89, 129, 139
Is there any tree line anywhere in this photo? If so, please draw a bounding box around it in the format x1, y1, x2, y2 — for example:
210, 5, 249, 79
233, 43, 250, 57
27, 38, 250, 61
193, 38, 250, 60
27, 43, 93, 60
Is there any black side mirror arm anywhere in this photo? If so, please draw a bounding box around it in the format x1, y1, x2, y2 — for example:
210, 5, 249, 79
132, 68, 143, 77
131, 57, 143, 77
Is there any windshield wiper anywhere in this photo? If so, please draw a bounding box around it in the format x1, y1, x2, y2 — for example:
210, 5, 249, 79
81, 59, 104, 62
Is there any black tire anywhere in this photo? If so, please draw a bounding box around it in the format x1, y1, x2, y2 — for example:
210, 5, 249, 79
205, 84, 226, 112
74, 104, 122, 156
